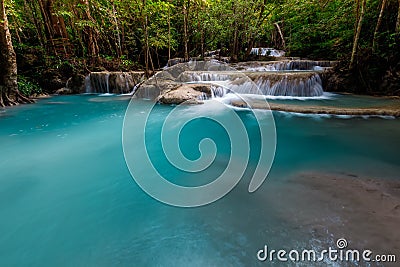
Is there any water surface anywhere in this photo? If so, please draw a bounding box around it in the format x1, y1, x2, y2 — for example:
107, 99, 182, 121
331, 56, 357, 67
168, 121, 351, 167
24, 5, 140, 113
0, 95, 399, 266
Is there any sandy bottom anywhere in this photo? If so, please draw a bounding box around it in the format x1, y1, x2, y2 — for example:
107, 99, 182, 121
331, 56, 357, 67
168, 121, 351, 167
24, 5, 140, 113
268, 172, 400, 265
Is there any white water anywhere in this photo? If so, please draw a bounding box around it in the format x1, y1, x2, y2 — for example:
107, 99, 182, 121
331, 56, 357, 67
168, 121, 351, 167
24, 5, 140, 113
230, 74, 323, 97
85, 72, 143, 94
250, 48, 285, 57
181, 71, 324, 97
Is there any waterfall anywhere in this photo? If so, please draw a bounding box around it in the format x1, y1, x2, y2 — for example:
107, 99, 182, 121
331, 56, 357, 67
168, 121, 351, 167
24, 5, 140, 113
178, 71, 324, 97
195, 85, 227, 100
84, 74, 92, 93
84, 71, 145, 94
133, 60, 334, 100
228, 73, 323, 97
250, 48, 285, 57
234, 60, 336, 72
211, 85, 227, 98
178, 72, 239, 82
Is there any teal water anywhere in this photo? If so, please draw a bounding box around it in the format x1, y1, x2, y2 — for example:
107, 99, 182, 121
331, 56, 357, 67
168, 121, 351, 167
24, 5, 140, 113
243, 92, 400, 109
0, 95, 399, 266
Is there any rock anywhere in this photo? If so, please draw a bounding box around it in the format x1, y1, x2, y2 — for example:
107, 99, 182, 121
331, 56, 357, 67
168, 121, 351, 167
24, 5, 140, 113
157, 83, 212, 105
167, 58, 186, 67
134, 60, 233, 100
86, 71, 145, 94
229, 100, 400, 117
380, 68, 400, 96
54, 88, 73, 95
31, 93, 50, 98
40, 69, 67, 93
66, 74, 86, 93
136, 80, 181, 100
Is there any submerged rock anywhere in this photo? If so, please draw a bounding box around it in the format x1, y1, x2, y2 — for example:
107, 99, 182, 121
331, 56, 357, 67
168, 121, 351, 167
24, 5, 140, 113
230, 99, 400, 117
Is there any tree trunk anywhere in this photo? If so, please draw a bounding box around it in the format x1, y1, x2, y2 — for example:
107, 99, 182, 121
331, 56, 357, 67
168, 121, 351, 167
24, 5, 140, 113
183, 1, 190, 61
245, 0, 267, 58
349, 0, 366, 70
372, 0, 387, 50
231, 2, 238, 62
196, 3, 205, 58
141, 0, 149, 76
111, 1, 122, 58
80, 0, 99, 63
25, 0, 45, 48
0, 0, 33, 107
396, 0, 400, 33
168, 5, 171, 62
274, 22, 285, 49
37, 0, 70, 57
354, 0, 360, 34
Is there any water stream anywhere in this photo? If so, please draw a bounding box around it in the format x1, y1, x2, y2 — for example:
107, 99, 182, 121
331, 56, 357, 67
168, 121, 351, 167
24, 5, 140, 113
0, 95, 399, 266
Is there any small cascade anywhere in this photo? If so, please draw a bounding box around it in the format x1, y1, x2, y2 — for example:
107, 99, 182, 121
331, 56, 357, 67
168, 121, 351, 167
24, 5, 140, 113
135, 60, 334, 101
197, 92, 209, 101
268, 60, 333, 71
84, 71, 145, 94
229, 73, 323, 97
178, 72, 239, 82
196, 85, 227, 100
234, 60, 336, 72
211, 85, 227, 98
250, 48, 285, 57
177, 71, 324, 97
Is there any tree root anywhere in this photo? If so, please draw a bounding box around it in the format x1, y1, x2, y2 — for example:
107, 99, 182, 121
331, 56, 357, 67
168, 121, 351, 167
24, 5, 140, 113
2, 92, 17, 106
0, 91, 35, 107
16, 91, 35, 104
0, 95, 5, 108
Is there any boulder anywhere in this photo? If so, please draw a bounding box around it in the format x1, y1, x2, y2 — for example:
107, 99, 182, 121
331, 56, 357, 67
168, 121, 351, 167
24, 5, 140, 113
85, 71, 145, 94
66, 74, 86, 93
40, 69, 66, 92
54, 88, 73, 95
156, 83, 212, 105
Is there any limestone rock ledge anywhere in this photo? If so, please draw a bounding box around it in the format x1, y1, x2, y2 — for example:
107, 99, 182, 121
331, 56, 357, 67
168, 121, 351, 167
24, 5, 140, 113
156, 83, 212, 105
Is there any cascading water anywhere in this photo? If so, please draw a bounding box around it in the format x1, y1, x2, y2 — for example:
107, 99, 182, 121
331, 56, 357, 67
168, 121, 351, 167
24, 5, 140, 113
250, 48, 285, 57
178, 70, 325, 97
233, 60, 336, 72
133, 60, 335, 102
84, 71, 145, 94
195, 85, 227, 101
242, 73, 324, 97
178, 72, 239, 82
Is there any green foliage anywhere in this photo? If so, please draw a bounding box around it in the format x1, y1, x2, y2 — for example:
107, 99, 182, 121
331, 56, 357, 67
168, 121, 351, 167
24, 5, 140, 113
6, 0, 400, 82
18, 76, 43, 97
